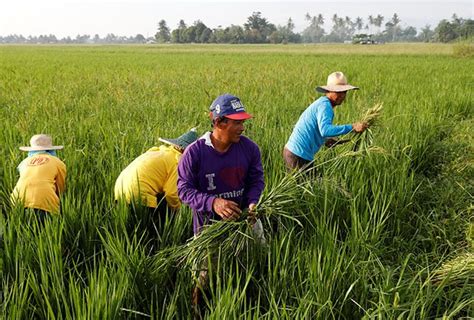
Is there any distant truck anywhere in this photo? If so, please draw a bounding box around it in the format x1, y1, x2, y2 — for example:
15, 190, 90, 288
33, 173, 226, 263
352, 34, 378, 44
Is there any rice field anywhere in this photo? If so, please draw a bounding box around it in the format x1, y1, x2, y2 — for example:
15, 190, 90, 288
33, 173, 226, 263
0, 44, 473, 319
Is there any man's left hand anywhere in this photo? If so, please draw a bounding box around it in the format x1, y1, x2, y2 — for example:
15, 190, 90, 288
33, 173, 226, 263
248, 203, 257, 224
326, 138, 351, 148
325, 138, 338, 148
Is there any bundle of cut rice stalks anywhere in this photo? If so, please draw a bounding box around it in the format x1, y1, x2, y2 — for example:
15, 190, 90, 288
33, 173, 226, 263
352, 103, 383, 152
175, 215, 259, 269
150, 165, 359, 275
324, 103, 387, 173
432, 251, 474, 287
150, 214, 271, 277
432, 221, 474, 287
150, 171, 314, 273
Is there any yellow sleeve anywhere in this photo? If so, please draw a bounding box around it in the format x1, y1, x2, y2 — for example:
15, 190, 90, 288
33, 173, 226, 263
163, 165, 181, 209
55, 161, 67, 195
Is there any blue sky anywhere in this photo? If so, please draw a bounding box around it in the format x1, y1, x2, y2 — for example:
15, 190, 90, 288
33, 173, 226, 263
1, 0, 472, 37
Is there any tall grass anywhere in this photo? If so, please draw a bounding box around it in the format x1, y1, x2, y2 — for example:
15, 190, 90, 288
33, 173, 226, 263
0, 44, 472, 318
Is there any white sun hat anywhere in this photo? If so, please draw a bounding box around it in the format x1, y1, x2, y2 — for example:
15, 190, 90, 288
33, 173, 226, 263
316, 71, 359, 93
19, 134, 64, 151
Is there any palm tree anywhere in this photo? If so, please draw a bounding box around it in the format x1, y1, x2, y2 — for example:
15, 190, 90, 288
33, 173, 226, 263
355, 17, 364, 32
374, 14, 385, 34
368, 15, 375, 33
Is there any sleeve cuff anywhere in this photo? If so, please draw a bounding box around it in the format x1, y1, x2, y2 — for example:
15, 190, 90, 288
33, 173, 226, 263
205, 196, 216, 213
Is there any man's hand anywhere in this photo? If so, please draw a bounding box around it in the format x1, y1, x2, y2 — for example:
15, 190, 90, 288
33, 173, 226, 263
326, 138, 351, 148
248, 203, 257, 224
212, 198, 241, 221
352, 122, 368, 133
325, 138, 338, 148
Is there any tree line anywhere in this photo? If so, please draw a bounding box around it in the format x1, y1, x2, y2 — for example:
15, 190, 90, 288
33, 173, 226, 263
1, 12, 472, 44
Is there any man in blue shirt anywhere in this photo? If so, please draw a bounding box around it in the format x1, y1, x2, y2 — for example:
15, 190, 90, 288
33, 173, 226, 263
284, 71, 368, 170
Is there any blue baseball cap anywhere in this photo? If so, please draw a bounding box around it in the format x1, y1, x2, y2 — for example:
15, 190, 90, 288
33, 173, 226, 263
209, 94, 252, 120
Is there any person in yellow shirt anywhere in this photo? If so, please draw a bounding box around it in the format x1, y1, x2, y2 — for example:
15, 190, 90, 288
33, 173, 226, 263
11, 134, 67, 221
114, 128, 198, 238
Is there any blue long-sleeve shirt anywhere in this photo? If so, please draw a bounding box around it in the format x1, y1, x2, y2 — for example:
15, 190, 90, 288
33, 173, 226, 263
285, 96, 353, 161
178, 132, 265, 234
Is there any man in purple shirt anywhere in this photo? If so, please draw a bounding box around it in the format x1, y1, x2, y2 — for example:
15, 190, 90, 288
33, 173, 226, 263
177, 93, 265, 314
178, 93, 265, 235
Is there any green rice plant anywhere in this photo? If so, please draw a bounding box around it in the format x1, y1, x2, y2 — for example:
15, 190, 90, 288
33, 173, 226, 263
1, 44, 472, 318
98, 226, 160, 311
66, 261, 131, 319
1, 279, 31, 319
257, 229, 304, 318
354, 251, 473, 318
205, 258, 258, 319
468, 221, 474, 250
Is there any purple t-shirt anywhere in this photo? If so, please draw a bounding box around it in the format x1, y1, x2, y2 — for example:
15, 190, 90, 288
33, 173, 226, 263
177, 132, 265, 234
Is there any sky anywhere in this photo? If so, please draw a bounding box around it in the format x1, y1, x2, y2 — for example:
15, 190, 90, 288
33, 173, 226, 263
1, 0, 472, 38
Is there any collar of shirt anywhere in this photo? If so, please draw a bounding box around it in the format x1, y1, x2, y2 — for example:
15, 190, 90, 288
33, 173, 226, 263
28, 150, 57, 157
200, 131, 215, 149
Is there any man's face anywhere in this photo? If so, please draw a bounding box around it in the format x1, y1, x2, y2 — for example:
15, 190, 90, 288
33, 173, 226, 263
217, 118, 246, 143
327, 91, 347, 106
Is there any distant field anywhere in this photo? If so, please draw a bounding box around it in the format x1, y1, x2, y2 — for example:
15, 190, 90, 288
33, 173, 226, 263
1, 42, 459, 55
138, 42, 458, 55
0, 44, 472, 319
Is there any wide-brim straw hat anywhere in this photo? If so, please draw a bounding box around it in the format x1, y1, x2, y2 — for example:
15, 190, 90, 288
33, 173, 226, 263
159, 128, 198, 150
19, 134, 64, 151
316, 71, 359, 93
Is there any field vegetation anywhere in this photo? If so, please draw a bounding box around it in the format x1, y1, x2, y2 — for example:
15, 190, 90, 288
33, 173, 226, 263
0, 44, 473, 319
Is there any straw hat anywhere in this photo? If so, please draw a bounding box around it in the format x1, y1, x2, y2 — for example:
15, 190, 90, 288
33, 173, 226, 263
19, 134, 64, 151
159, 128, 198, 150
316, 71, 359, 93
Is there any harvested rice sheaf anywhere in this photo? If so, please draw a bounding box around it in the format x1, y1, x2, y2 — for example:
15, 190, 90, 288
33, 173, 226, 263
360, 103, 383, 127
352, 103, 383, 152
432, 252, 474, 287
153, 173, 311, 271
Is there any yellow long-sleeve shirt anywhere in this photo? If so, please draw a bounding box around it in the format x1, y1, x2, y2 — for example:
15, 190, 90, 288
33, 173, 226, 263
114, 145, 182, 209
11, 154, 67, 214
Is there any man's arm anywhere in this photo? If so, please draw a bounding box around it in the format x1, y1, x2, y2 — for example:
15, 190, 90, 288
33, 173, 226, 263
325, 138, 351, 148
316, 104, 353, 138
177, 147, 216, 213
244, 143, 265, 208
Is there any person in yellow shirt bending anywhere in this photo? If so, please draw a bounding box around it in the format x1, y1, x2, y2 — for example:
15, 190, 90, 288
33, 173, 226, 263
11, 134, 67, 222
114, 128, 198, 239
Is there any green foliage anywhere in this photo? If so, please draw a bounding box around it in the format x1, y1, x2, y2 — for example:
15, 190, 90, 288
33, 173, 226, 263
435, 15, 474, 43
155, 19, 171, 43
